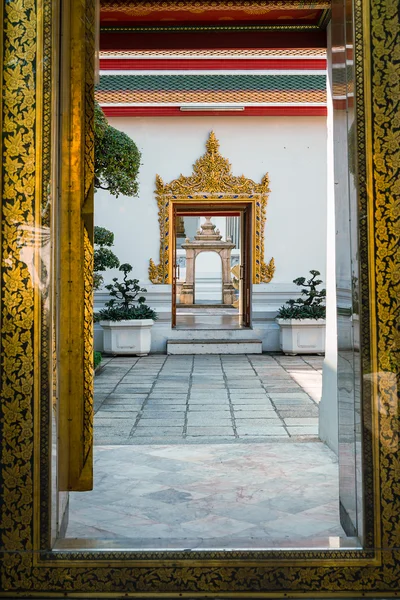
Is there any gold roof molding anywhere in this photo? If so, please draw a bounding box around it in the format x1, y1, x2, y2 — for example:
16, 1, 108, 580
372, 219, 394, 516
101, 1, 331, 16
149, 131, 275, 284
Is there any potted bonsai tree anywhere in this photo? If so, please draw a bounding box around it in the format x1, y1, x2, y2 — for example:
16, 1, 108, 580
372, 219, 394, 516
94, 226, 120, 290
95, 263, 157, 356
276, 270, 326, 355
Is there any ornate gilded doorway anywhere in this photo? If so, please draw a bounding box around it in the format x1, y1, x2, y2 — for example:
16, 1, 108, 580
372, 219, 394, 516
149, 132, 274, 330
0, 0, 399, 597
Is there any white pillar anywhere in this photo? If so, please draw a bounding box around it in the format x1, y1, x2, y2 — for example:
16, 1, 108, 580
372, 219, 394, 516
319, 21, 338, 454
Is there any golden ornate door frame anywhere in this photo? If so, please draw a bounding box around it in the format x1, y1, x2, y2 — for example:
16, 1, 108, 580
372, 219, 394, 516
148, 131, 276, 286
0, 0, 399, 595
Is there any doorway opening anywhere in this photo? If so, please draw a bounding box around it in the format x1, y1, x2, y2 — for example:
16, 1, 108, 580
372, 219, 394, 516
58, 6, 363, 557
173, 208, 251, 330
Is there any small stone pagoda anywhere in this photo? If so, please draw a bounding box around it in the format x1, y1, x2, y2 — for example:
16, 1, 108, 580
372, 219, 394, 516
180, 217, 236, 305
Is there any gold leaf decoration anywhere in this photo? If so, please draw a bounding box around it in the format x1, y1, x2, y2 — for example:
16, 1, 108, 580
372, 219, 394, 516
150, 131, 273, 284
100, 1, 331, 17
260, 257, 275, 283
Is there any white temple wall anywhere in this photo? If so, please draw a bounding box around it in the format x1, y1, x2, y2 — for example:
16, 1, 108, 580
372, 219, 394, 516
94, 116, 328, 352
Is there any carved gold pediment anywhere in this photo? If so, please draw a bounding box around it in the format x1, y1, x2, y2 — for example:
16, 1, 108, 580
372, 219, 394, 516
155, 131, 271, 197
149, 131, 275, 284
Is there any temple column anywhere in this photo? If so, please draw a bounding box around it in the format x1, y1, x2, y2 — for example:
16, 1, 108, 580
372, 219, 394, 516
179, 248, 195, 304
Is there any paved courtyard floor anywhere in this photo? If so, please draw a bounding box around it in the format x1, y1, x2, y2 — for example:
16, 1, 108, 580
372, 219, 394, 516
64, 354, 350, 549
93, 354, 323, 444
66, 441, 345, 549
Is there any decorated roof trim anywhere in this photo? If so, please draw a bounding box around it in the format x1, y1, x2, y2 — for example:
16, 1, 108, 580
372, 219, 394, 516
97, 73, 326, 91
101, 1, 331, 15
101, 106, 327, 116
96, 49, 327, 115
99, 49, 327, 57
101, 24, 321, 32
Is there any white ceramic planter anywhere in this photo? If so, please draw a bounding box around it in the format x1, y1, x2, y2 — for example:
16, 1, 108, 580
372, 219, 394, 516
100, 319, 154, 356
276, 318, 326, 355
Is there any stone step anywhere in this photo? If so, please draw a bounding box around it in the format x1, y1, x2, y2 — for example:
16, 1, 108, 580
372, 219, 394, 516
168, 328, 256, 340
167, 339, 262, 355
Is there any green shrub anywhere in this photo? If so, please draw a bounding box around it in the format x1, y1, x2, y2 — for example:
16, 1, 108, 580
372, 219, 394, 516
94, 226, 120, 290
94, 102, 141, 198
277, 270, 326, 320
94, 263, 158, 322
94, 351, 102, 370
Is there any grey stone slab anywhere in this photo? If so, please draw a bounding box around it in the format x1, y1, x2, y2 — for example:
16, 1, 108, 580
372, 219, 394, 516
99, 404, 142, 411
226, 384, 262, 389
189, 398, 229, 404
136, 418, 185, 427
284, 418, 319, 426
186, 427, 235, 436
94, 429, 131, 438
96, 411, 139, 419
140, 411, 186, 419
271, 399, 314, 406
186, 416, 233, 426
132, 427, 184, 437
264, 386, 303, 392
147, 398, 187, 404
269, 393, 311, 399
235, 416, 281, 425
278, 409, 319, 418
233, 405, 275, 411
114, 388, 152, 394
103, 398, 145, 405
144, 405, 186, 412
94, 419, 133, 428
228, 385, 266, 398
287, 426, 319, 435
188, 406, 230, 412
236, 426, 288, 436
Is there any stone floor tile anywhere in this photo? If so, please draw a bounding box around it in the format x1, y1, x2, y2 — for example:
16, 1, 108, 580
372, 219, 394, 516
96, 411, 139, 419
278, 412, 319, 420
186, 417, 233, 426
272, 399, 314, 406
269, 392, 311, 398
230, 398, 270, 405
189, 398, 229, 404
132, 427, 184, 437
141, 411, 186, 419
233, 404, 276, 418
287, 426, 319, 435
235, 415, 281, 424
235, 428, 288, 437
186, 427, 235, 436
94, 419, 134, 428
136, 419, 185, 427
144, 406, 187, 413
147, 398, 187, 403
284, 418, 319, 426
188, 406, 230, 412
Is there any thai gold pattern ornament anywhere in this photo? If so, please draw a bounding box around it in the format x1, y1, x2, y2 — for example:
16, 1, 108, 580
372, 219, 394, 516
101, 1, 331, 16
1, 0, 400, 595
1, 0, 37, 584
149, 131, 275, 284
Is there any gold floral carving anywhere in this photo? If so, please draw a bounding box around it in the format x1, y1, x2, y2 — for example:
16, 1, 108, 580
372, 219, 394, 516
101, 1, 330, 16
83, 227, 94, 461
149, 132, 275, 284
368, 0, 400, 559
1, 0, 37, 581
